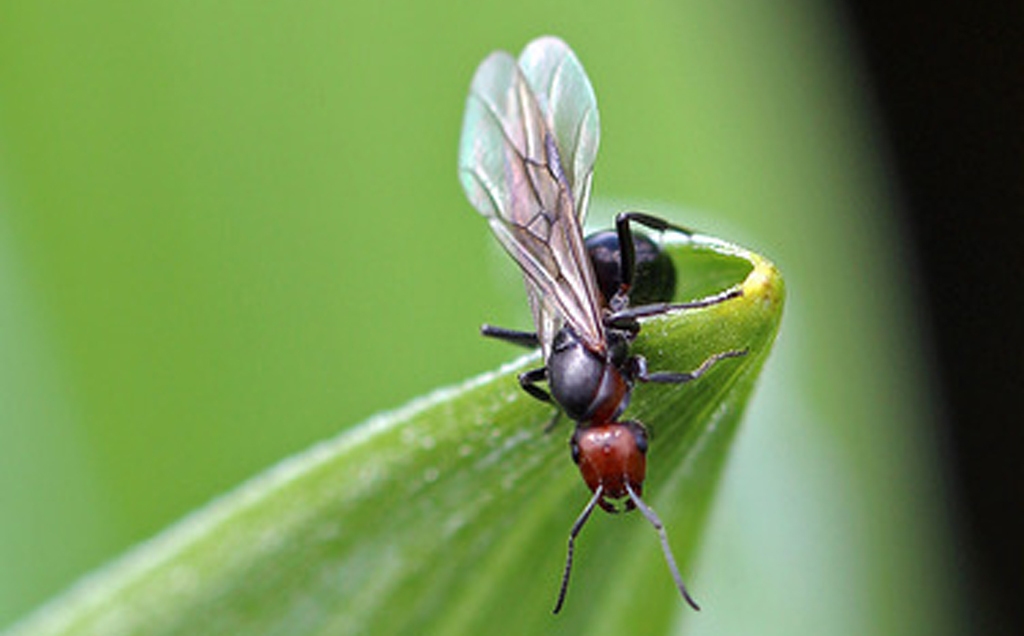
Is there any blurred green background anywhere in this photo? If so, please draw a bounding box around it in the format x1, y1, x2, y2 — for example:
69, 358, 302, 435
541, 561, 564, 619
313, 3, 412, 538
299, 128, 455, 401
0, 1, 965, 634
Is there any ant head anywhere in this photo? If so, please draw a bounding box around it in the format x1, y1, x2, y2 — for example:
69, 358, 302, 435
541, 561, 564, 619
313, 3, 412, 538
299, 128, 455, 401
571, 421, 649, 503
557, 419, 700, 615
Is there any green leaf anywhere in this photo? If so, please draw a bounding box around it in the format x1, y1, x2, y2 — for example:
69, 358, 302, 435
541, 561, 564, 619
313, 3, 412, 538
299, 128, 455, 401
8, 235, 783, 636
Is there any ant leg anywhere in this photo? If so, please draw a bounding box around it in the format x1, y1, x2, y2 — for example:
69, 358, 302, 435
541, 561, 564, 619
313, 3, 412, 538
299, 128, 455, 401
519, 366, 554, 404
553, 485, 604, 614
631, 349, 748, 385
482, 326, 559, 419
543, 409, 564, 433
612, 211, 698, 301
517, 366, 563, 432
481, 324, 540, 349
605, 287, 743, 329
616, 210, 697, 238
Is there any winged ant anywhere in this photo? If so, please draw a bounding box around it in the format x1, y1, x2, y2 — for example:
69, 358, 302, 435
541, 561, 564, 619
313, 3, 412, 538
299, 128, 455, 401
458, 36, 746, 614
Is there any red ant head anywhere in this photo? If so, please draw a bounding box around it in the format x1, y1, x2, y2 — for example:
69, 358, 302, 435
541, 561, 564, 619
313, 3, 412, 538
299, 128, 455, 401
571, 421, 649, 509
560, 419, 701, 614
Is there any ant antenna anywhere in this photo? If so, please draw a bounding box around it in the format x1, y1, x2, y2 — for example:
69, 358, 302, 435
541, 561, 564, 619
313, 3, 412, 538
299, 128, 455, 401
553, 485, 603, 614
625, 481, 701, 611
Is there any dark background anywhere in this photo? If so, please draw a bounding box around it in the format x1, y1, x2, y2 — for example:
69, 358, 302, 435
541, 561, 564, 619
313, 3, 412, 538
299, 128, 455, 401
847, 3, 1023, 633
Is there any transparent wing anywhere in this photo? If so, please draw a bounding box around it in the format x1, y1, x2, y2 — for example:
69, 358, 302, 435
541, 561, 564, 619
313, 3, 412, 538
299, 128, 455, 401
458, 45, 604, 356
517, 36, 600, 221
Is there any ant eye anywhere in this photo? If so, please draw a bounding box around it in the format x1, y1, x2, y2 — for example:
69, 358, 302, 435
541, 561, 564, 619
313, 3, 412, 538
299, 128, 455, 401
625, 420, 649, 454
